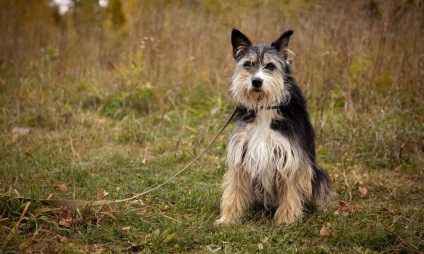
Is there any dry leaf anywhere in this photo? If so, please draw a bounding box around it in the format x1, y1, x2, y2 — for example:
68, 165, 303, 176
358, 185, 368, 197
12, 127, 31, 136
97, 187, 109, 200
338, 201, 347, 212
100, 212, 117, 221
137, 209, 149, 216
319, 223, 331, 237
162, 205, 171, 212
59, 217, 73, 227
54, 182, 68, 192
19, 237, 35, 251
335, 200, 348, 215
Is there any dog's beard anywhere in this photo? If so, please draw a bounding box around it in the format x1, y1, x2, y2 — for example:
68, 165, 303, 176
246, 90, 268, 109
230, 80, 289, 110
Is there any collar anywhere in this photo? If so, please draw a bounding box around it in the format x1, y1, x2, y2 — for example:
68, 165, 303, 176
265, 105, 279, 110
237, 104, 280, 112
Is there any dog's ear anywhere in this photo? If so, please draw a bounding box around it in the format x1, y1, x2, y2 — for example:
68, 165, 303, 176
231, 29, 252, 59
271, 30, 294, 59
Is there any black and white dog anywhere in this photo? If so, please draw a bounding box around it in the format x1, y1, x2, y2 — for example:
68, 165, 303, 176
217, 29, 332, 225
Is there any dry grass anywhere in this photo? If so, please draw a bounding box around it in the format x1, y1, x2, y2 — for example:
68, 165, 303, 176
0, 0, 423, 252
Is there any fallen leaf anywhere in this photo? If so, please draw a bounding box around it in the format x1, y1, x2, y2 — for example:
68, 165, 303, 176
319, 223, 331, 237
121, 226, 131, 231
97, 187, 109, 200
257, 243, 264, 250
54, 182, 68, 192
338, 201, 347, 212
261, 236, 270, 243
206, 244, 222, 253
358, 185, 368, 197
12, 127, 31, 136
137, 209, 149, 216
58, 236, 68, 243
100, 212, 117, 221
19, 237, 35, 251
59, 217, 73, 227
162, 205, 171, 212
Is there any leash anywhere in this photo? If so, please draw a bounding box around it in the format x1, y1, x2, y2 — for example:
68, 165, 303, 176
0, 109, 237, 207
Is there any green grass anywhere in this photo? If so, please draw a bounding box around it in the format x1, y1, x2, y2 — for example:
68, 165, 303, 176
1, 89, 423, 253
1, 0, 423, 253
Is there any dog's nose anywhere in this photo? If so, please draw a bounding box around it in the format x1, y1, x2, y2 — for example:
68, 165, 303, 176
251, 78, 263, 88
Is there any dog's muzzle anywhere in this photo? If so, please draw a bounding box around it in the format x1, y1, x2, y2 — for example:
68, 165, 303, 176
251, 77, 263, 92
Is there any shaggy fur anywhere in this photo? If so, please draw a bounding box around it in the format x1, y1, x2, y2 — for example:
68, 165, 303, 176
216, 29, 332, 225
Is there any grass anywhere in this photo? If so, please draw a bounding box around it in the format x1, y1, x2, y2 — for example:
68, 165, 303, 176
1, 0, 423, 253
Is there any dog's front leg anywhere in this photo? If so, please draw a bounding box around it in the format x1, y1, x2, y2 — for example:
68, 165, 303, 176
274, 173, 309, 225
216, 167, 252, 225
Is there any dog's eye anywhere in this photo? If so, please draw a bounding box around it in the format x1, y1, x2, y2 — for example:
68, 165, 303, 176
264, 63, 276, 71
243, 61, 253, 68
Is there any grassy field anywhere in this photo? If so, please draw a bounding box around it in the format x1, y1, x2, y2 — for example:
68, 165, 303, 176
1, 0, 423, 253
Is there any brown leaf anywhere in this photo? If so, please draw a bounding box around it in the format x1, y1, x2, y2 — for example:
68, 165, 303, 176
54, 182, 68, 192
319, 223, 331, 237
338, 200, 348, 212
19, 237, 35, 251
137, 209, 149, 216
162, 205, 171, 212
97, 187, 108, 200
59, 217, 73, 227
100, 212, 117, 221
358, 185, 368, 197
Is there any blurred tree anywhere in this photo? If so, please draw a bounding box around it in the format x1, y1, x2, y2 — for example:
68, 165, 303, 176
0, 0, 56, 62
108, 0, 126, 29
71, 0, 106, 35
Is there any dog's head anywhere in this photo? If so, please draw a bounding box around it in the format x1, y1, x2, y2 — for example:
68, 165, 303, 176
230, 29, 294, 109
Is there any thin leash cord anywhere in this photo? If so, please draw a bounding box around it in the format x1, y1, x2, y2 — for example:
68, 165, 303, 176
0, 109, 237, 207
114, 108, 237, 203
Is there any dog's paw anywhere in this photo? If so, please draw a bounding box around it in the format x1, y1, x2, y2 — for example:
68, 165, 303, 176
214, 217, 239, 226
274, 209, 299, 225
214, 219, 226, 226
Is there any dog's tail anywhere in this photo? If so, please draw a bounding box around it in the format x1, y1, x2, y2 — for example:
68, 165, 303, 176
311, 165, 333, 206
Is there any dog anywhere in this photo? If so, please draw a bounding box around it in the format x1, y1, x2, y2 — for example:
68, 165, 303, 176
216, 29, 332, 225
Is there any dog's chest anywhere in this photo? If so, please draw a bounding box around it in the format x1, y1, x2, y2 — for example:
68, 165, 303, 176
228, 110, 298, 179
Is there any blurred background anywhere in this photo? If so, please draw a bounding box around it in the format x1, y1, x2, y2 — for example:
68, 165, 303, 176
1, 0, 422, 169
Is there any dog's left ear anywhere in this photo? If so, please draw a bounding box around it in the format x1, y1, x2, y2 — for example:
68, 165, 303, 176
271, 30, 294, 59
231, 29, 252, 59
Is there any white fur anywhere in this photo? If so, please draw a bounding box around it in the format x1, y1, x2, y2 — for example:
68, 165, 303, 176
230, 56, 290, 110
227, 109, 305, 207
